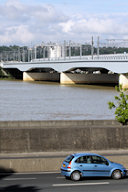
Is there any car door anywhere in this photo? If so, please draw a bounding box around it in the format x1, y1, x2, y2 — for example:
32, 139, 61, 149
91, 155, 111, 177
75, 155, 97, 177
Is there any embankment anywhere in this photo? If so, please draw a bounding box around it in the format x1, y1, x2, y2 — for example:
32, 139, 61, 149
0, 120, 128, 172
0, 120, 128, 153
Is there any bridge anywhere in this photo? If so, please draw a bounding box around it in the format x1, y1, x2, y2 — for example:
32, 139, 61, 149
1, 53, 128, 88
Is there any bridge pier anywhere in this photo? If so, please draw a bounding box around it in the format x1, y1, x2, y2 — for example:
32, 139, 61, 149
60, 72, 118, 85
23, 72, 119, 85
119, 74, 128, 89
23, 72, 60, 82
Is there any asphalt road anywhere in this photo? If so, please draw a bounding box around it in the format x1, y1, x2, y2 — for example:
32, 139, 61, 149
0, 172, 128, 192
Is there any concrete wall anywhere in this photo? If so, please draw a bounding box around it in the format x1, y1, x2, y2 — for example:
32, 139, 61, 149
0, 120, 128, 153
0, 151, 128, 172
23, 72, 60, 81
60, 73, 119, 84
0, 120, 128, 172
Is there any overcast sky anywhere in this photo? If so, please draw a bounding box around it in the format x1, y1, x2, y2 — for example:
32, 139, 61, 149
0, 0, 128, 46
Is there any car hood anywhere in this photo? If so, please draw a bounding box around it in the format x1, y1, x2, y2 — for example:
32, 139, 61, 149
111, 161, 124, 168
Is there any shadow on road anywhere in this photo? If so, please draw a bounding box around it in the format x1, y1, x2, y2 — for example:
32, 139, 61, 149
0, 185, 40, 192
0, 166, 15, 179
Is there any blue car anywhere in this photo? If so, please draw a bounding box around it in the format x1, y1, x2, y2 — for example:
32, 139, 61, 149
61, 153, 127, 181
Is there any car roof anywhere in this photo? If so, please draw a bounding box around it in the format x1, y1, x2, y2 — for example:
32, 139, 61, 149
72, 153, 101, 157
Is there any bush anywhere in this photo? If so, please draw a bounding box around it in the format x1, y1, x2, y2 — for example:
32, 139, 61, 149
108, 85, 128, 125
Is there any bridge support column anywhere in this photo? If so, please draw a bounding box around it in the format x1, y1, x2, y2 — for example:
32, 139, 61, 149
60, 72, 118, 85
119, 74, 128, 89
23, 72, 60, 82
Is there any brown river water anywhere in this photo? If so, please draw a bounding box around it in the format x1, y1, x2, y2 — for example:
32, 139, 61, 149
0, 80, 116, 121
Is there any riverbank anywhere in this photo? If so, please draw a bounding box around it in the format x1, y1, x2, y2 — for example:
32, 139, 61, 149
0, 120, 128, 172
0, 67, 15, 79
0, 120, 128, 153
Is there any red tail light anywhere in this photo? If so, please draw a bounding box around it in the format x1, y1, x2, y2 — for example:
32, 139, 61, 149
67, 161, 71, 169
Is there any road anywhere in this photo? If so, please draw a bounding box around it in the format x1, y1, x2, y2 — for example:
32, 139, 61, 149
0, 172, 128, 192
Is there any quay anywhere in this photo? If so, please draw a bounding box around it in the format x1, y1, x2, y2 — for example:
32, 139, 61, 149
0, 120, 128, 172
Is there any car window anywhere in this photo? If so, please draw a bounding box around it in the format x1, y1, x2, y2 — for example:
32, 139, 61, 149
92, 156, 108, 165
75, 156, 92, 164
64, 155, 74, 163
75, 156, 87, 163
86, 156, 92, 164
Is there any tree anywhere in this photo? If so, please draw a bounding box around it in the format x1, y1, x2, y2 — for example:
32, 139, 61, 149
108, 85, 128, 125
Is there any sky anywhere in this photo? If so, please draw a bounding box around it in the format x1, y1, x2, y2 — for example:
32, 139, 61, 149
0, 0, 128, 46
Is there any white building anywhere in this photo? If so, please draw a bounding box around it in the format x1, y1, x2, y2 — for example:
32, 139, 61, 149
49, 45, 62, 58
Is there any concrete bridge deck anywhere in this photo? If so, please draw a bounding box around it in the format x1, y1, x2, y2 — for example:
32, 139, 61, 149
1, 53, 128, 73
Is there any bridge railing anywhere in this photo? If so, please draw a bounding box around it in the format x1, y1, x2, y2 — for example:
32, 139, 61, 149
2, 53, 128, 65
31, 53, 128, 62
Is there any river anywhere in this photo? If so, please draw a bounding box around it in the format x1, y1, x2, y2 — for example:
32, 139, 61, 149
0, 80, 116, 121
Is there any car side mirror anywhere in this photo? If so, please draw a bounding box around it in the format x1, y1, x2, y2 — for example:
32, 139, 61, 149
105, 161, 109, 166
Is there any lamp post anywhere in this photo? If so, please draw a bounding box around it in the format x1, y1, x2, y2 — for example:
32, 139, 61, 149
97, 36, 100, 58
91, 36, 94, 60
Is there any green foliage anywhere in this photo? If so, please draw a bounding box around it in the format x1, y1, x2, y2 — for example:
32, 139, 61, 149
0, 67, 3, 76
0, 45, 20, 53
108, 85, 128, 125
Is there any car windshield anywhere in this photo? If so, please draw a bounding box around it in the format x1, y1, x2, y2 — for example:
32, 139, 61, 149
64, 155, 74, 163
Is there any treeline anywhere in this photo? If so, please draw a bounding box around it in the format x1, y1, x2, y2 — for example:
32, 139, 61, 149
73, 45, 128, 55
99, 47, 128, 55
0, 45, 27, 52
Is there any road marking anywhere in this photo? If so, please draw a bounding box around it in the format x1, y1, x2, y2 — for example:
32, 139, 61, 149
10, 171, 60, 175
56, 176, 65, 179
4, 178, 36, 181
53, 182, 109, 187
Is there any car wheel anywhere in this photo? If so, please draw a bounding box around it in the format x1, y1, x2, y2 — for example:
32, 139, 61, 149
71, 171, 81, 181
112, 170, 122, 179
